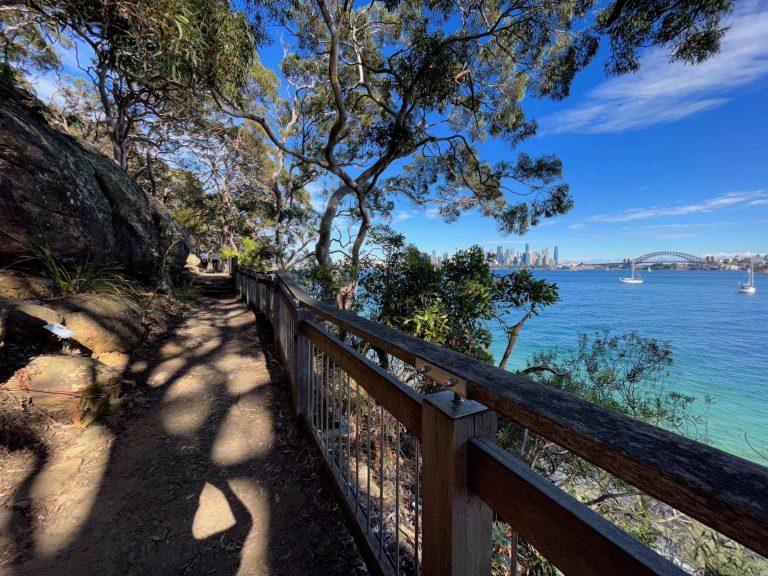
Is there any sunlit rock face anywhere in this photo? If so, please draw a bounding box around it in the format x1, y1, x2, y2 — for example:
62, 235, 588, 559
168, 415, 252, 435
0, 78, 189, 280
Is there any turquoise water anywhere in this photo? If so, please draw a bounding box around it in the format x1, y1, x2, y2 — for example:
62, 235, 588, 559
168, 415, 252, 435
489, 269, 767, 460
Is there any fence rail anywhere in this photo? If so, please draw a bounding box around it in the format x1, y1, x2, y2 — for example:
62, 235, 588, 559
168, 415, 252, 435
232, 262, 768, 576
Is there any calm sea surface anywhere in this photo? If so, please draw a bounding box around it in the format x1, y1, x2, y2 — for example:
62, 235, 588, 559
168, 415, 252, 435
489, 269, 767, 460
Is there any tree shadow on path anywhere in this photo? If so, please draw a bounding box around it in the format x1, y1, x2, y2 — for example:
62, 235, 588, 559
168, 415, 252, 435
9, 294, 365, 576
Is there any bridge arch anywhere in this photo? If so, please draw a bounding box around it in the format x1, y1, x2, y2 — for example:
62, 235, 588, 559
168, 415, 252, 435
633, 251, 703, 264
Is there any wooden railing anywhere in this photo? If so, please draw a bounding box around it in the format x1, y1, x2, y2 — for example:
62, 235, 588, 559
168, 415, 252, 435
232, 262, 768, 576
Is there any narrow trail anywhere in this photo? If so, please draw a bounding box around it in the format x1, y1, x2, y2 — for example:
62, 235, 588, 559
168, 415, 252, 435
10, 285, 365, 575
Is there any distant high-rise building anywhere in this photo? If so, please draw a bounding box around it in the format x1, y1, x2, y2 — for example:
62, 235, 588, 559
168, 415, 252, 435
432, 250, 437, 265
554, 246, 559, 265
496, 245, 503, 265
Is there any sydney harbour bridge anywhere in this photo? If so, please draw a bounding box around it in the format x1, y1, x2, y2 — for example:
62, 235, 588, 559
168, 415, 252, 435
632, 251, 703, 265
595, 251, 706, 267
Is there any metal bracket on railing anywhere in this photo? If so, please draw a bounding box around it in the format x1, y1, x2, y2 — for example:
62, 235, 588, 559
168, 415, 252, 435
414, 358, 467, 400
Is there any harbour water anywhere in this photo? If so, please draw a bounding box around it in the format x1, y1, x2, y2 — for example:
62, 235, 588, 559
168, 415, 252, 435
490, 269, 767, 461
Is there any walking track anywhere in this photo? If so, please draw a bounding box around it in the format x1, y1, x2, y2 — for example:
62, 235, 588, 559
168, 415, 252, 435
8, 287, 365, 576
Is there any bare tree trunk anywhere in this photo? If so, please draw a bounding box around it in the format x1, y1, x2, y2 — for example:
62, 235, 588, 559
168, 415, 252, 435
146, 150, 158, 197
216, 176, 237, 249
315, 184, 352, 266
335, 192, 371, 310
498, 310, 533, 370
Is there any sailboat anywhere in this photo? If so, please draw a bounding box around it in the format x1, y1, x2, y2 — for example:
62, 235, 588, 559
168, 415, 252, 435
619, 262, 643, 284
739, 259, 756, 294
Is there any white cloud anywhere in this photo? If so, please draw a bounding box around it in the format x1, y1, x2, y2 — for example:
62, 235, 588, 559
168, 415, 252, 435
393, 211, 414, 222
541, 7, 768, 134
424, 207, 441, 219
623, 221, 740, 230
590, 190, 767, 223
651, 233, 698, 240
568, 223, 585, 230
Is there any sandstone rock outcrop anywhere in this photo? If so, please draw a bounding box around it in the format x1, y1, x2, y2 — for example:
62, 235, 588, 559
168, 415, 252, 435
55, 294, 144, 370
0, 271, 53, 300
0, 78, 189, 280
1, 298, 63, 344
8, 355, 120, 419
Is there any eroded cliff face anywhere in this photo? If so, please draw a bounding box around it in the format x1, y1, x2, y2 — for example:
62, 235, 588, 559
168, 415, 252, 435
0, 79, 189, 280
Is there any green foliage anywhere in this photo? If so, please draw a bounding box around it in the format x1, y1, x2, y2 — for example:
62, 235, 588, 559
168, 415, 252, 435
362, 231, 554, 364
26, 244, 138, 297
361, 240, 494, 361
221, 237, 270, 272
357, 229, 560, 368
494, 270, 560, 319
79, 381, 115, 426
687, 525, 768, 575
171, 285, 200, 308
594, 0, 734, 76
494, 268, 559, 368
0, 6, 66, 80
35, 0, 260, 100
527, 331, 696, 430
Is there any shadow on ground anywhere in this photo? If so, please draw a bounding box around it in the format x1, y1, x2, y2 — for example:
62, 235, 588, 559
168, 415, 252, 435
5, 293, 365, 576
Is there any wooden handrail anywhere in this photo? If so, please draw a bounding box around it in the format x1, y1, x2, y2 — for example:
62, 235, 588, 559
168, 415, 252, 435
468, 438, 685, 576
303, 320, 424, 439
262, 269, 768, 557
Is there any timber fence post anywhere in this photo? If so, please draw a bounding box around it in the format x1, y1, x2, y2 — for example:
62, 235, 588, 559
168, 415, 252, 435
272, 281, 281, 351
230, 256, 239, 294
293, 310, 310, 420
421, 390, 496, 576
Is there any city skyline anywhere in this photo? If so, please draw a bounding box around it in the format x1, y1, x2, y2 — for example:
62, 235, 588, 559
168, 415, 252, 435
421, 242, 766, 265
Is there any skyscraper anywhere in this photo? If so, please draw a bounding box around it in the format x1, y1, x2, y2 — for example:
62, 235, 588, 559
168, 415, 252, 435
554, 246, 559, 266
432, 250, 437, 265
496, 245, 503, 265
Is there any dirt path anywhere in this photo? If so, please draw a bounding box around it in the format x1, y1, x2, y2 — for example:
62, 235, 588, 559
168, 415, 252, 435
4, 293, 365, 575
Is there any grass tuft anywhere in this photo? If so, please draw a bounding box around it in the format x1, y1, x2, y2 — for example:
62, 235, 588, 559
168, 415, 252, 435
16, 242, 141, 299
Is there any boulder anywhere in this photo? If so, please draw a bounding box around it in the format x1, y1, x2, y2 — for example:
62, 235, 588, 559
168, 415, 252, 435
0, 78, 189, 280
186, 252, 201, 269
7, 354, 120, 411
0, 298, 63, 344
150, 196, 190, 282
0, 270, 53, 299
55, 294, 143, 367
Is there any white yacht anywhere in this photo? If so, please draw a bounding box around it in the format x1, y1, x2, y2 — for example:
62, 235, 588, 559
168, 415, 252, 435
739, 259, 756, 294
620, 262, 643, 284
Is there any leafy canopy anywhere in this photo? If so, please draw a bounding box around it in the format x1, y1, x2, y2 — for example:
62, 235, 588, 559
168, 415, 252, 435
360, 231, 558, 364
225, 0, 733, 266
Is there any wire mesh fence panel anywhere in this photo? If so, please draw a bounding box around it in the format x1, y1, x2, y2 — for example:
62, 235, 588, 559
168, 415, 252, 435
308, 343, 422, 575
492, 520, 562, 576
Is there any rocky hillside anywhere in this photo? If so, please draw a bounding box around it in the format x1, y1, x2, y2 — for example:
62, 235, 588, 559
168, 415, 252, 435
0, 77, 189, 280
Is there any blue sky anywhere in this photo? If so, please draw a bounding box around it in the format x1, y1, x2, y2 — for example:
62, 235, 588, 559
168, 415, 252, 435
33, 3, 768, 263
